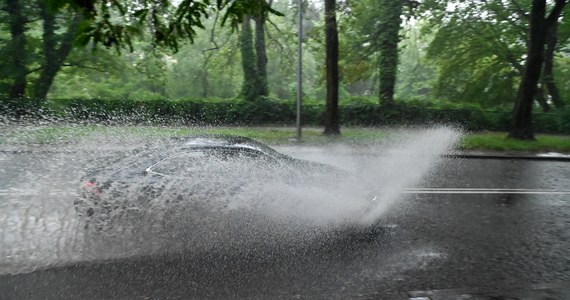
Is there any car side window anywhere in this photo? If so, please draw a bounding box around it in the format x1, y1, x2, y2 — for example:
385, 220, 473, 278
206, 149, 280, 176
147, 148, 282, 177
148, 151, 209, 176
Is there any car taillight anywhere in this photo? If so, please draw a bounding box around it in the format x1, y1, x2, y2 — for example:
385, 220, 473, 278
84, 181, 102, 195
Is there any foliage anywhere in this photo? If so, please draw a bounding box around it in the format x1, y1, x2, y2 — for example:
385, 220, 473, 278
45, 1, 323, 102
48, 45, 169, 99
423, 0, 527, 107
50, 0, 282, 52
0, 0, 282, 115
2, 0, 570, 135
554, 55, 570, 104
395, 24, 437, 101
2, 96, 568, 134
0, 0, 83, 101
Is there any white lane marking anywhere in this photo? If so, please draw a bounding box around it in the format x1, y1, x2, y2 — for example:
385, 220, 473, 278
0, 189, 76, 196
398, 188, 570, 195
401, 190, 570, 195
405, 188, 557, 191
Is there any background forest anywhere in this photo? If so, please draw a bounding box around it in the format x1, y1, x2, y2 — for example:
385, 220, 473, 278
1, 0, 570, 136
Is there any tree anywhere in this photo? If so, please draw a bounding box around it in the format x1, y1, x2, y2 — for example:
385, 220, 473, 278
338, 0, 418, 101
33, 3, 82, 100
509, 0, 567, 140
378, 0, 403, 104
422, 0, 569, 114
542, 20, 564, 109
49, 0, 302, 101
424, 1, 526, 107
254, 11, 269, 98
324, 0, 340, 135
4, 0, 27, 100
1, 0, 278, 111
240, 15, 259, 100
238, 0, 272, 101
1, 0, 83, 116
62, 0, 272, 51
395, 23, 437, 100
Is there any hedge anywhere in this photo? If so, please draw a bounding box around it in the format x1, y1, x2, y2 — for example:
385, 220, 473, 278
2, 97, 570, 134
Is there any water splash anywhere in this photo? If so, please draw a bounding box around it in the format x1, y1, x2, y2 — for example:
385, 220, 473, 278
273, 126, 462, 225
0, 126, 461, 274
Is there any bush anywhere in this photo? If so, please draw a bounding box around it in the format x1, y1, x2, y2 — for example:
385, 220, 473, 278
0, 96, 47, 120
1, 96, 567, 134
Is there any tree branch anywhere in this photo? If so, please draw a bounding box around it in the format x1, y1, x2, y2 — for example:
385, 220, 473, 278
546, 0, 567, 29
23, 18, 41, 24
265, 17, 295, 58
26, 67, 44, 75
209, 10, 221, 49
510, 0, 530, 21
203, 10, 236, 53
402, 0, 420, 10
481, 0, 527, 32
61, 63, 106, 72
203, 29, 234, 52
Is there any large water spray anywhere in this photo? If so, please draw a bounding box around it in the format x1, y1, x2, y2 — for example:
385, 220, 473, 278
0, 126, 461, 274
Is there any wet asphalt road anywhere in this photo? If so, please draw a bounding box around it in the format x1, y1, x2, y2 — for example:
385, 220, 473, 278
1, 151, 570, 299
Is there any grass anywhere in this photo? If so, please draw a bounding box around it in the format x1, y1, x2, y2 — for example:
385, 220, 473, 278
2, 125, 570, 153
0, 125, 392, 145
459, 132, 570, 152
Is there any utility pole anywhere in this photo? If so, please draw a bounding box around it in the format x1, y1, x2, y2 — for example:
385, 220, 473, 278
296, 0, 303, 142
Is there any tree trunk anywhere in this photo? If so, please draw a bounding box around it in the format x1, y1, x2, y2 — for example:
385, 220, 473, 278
509, 0, 547, 140
33, 7, 81, 101
324, 0, 340, 135
201, 53, 211, 98
6, 0, 28, 100
543, 22, 563, 108
240, 15, 258, 101
255, 15, 268, 98
535, 86, 550, 112
378, 0, 403, 104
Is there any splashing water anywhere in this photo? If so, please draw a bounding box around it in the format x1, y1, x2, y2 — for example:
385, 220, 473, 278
0, 126, 461, 274
267, 127, 462, 226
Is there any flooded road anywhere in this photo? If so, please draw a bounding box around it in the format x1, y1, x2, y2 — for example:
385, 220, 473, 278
1, 144, 570, 298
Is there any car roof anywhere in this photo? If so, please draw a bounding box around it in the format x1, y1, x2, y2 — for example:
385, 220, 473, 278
84, 135, 292, 178
176, 134, 282, 156
178, 134, 256, 147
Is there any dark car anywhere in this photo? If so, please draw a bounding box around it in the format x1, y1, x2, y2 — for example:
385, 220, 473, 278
75, 134, 377, 231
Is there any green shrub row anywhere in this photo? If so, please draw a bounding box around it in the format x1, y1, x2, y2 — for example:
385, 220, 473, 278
2, 97, 570, 133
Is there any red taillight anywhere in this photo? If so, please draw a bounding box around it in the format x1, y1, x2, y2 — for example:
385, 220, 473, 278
84, 181, 101, 195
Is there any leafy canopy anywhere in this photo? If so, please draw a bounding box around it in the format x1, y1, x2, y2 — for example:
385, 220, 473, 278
47, 0, 282, 52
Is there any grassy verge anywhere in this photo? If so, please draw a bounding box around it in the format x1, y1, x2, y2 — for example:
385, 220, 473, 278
0, 125, 391, 145
2, 125, 570, 152
459, 132, 570, 152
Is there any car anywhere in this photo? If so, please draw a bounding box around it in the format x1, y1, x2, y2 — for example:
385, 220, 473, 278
75, 134, 377, 232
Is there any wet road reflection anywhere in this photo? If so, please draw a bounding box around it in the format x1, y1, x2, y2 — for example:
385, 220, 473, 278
1, 147, 570, 299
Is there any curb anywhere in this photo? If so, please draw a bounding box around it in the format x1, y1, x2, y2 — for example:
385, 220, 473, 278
408, 283, 570, 300
446, 152, 570, 162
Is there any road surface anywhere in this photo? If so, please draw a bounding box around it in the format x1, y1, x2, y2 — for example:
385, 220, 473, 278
0, 148, 569, 299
